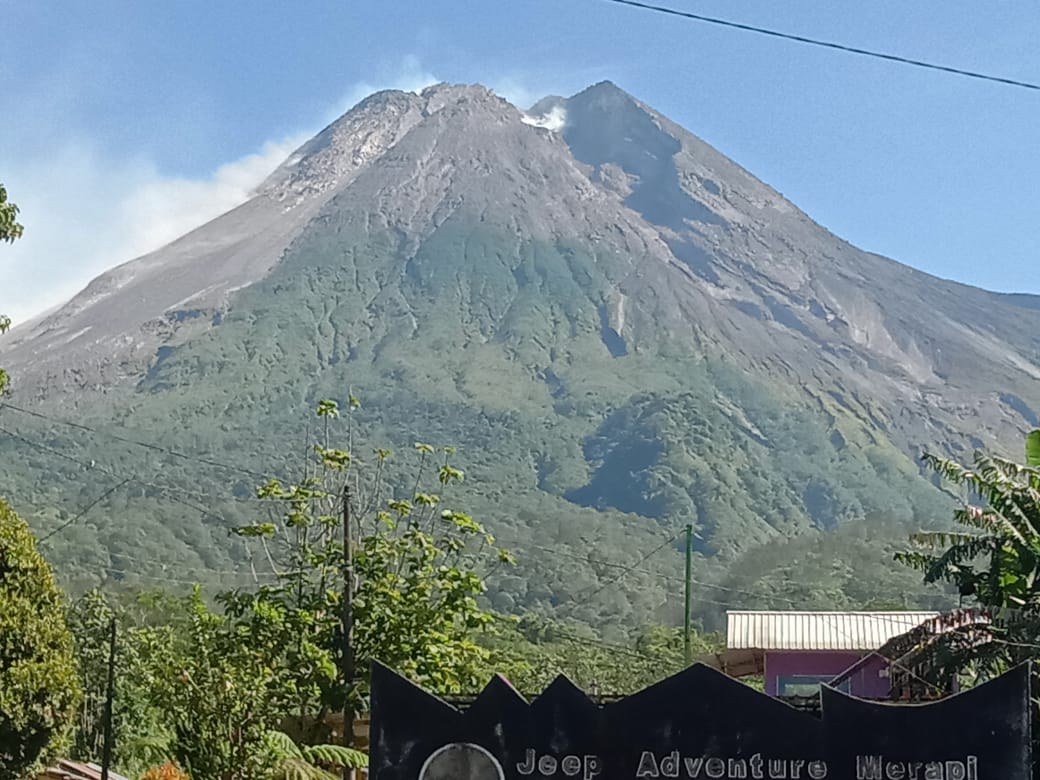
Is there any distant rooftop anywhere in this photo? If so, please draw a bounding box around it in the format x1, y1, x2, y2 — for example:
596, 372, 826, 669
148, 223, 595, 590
726, 610, 940, 652
38, 759, 131, 780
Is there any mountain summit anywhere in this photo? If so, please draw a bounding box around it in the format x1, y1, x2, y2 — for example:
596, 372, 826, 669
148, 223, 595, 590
3, 82, 1038, 617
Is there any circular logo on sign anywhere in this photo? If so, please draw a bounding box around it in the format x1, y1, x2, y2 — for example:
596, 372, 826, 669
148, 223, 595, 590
419, 743, 505, 780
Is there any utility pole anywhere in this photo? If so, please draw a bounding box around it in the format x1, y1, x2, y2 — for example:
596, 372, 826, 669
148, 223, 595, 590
341, 484, 355, 780
100, 617, 116, 780
683, 524, 693, 666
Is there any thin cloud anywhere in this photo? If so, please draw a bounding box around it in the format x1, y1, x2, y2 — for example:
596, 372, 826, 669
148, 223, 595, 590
0, 137, 303, 324
1, 59, 441, 325
1, 59, 575, 325
491, 77, 550, 111
323, 55, 439, 125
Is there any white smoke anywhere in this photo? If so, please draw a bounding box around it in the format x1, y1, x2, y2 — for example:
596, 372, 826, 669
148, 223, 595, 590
0, 136, 304, 324
0, 58, 567, 324
324, 55, 438, 124
0, 60, 439, 324
521, 105, 568, 132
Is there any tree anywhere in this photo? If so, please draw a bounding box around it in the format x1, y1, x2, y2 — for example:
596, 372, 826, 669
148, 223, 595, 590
896, 431, 1040, 685
265, 730, 366, 780
223, 399, 513, 736
897, 433, 1040, 616
0, 182, 21, 395
0, 183, 23, 243
67, 590, 172, 777
485, 618, 723, 695
131, 582, 366, 780
135, 587, 294, 780
0, 498, 81, 779
1028, 430, 1040, 468
896, 431, 1040, 772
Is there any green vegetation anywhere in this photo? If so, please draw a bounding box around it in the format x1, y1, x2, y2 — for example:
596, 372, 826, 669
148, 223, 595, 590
138, 587, 306, 780
712, 518, 956, 629
0, 183, 22, 244
486, 618, 722, 694
0, 402, 725, 779
0, 499, 81, 779
898, 430, 1040, 680
265, 730, 366, 780
0, 216, 954, 630
897, 430, 1040, 774
67, 590, 171, 777
221, 399, 513, 726
0, 181, 20, 394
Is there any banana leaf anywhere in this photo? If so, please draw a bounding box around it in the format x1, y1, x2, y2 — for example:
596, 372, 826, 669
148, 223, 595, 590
1028, 430, 1040, 468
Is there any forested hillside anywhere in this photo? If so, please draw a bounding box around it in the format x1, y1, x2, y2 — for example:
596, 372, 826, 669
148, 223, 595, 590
5, 81, 1035, 628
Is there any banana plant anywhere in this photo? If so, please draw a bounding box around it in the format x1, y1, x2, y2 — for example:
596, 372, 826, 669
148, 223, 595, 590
895, 429, 1040, 686
1027, 430, 1040, 468
897, 433, 1040, 610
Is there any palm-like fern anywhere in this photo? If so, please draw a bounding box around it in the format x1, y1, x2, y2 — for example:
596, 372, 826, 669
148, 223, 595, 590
1028, 430, 1040, 468
896, 430, 1040, 768
897, 441, 1040, 609
264, 730, 368, 780
895, 432, 1040, 680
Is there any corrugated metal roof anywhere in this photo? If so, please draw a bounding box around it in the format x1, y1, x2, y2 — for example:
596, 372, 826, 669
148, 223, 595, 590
726, 611, 940, 651
39, 760, 130, 780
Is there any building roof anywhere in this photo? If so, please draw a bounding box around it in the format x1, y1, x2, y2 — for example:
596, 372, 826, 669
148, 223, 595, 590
726, 610, 940, 652
38, 760, 130, 780
694, 647, 765, 678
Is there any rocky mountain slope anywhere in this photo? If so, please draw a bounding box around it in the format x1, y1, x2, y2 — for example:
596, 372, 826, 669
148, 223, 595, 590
2, 81, 1037, 627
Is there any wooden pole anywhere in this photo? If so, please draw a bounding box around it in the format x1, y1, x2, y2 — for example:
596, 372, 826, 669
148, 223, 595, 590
341, 485, 355, 780
100, 617, 116, 780
684, 524, 693, 666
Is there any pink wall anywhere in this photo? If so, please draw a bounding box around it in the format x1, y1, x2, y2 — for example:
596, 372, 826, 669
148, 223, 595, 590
764, 651, 890, 699
834, 653, 891, 699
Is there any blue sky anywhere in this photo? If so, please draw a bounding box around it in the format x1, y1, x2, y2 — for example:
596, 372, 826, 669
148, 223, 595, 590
2, 0, 1038, 321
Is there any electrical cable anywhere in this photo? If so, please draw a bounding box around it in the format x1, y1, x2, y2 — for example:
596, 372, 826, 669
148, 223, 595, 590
0, 401, 266, 478
523, 541, 956, 617
520, 540, 949, 695
0, 416, 976, 696
574, 532, 682, 600
37, 478, 133, 543
598, 0, 1040, 91
0, 423, 268, 505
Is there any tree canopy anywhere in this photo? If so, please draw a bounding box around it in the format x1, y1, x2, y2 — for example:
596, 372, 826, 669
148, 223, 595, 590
0, 182, 20, 395
0, 183, 22, 244
0, 498, 81, 779
898, 433, 1040, 617
896, 431, 1040, 771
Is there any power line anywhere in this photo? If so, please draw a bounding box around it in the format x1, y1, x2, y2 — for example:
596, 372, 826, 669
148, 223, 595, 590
0, 423, 267, 505
523, 541, 950, 617
0, 422, 285, 546
522, 541, 804, 606
576, 533, 681, 600
38, 479, 132, 543
598, 0, 1040, 92
0, 401, 267, 479
490, 614, 662, 663
519, 541, 948, 695
0, 416, 958, 695
3, 415, 942, 624
84, 563, 263, 587
105, 551, 279, 578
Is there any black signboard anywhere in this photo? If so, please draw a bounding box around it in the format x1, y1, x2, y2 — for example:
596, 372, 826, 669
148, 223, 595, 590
370, 661, 1031, 780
